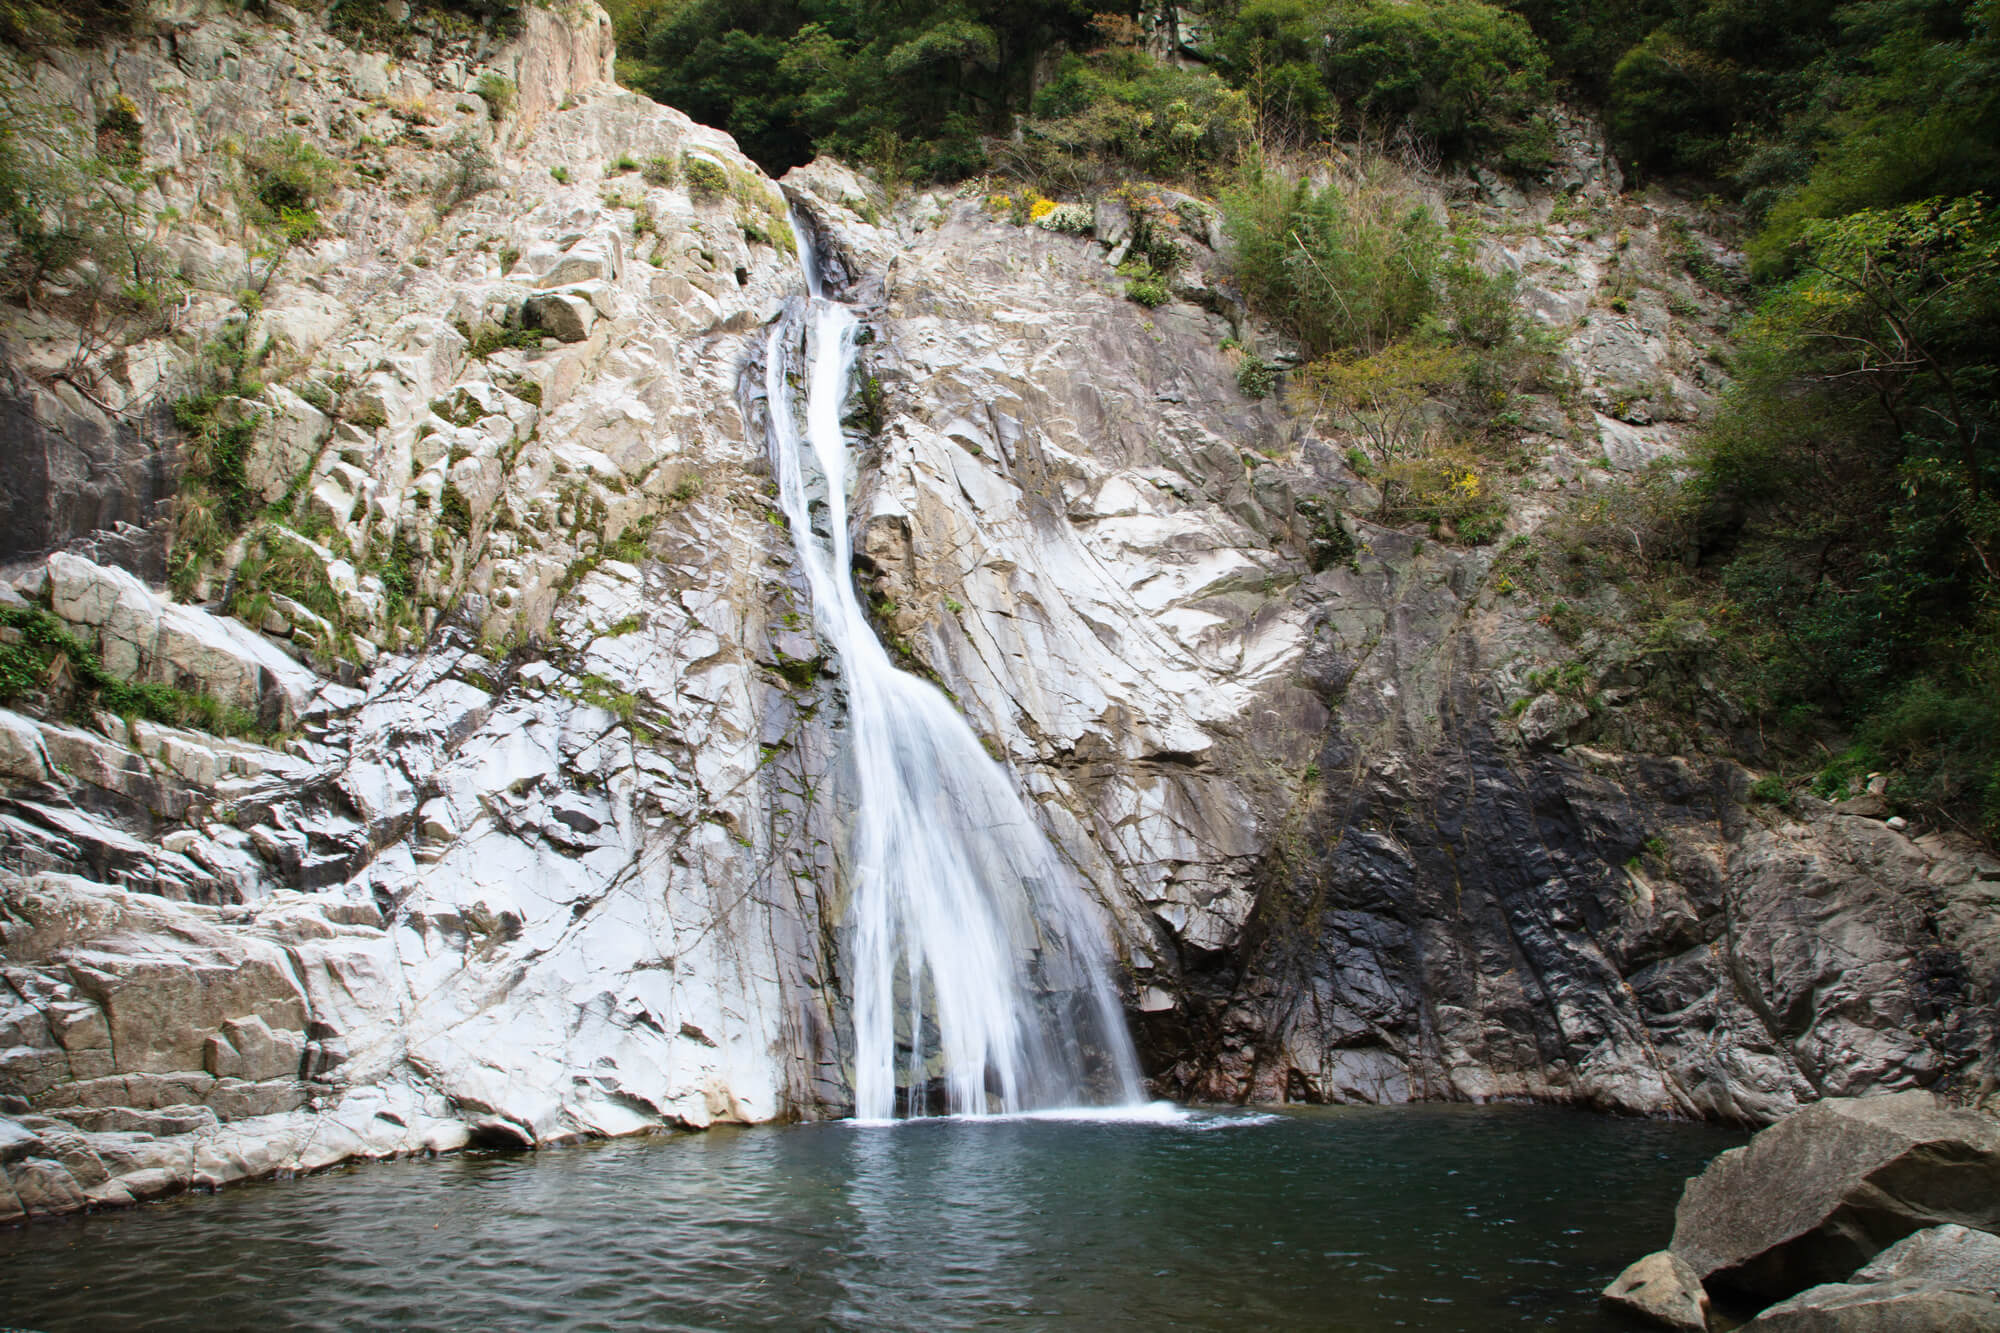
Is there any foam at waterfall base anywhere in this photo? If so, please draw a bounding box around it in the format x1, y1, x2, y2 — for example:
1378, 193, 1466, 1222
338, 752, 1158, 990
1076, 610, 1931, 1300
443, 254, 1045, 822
844, 1102, 1284, 1130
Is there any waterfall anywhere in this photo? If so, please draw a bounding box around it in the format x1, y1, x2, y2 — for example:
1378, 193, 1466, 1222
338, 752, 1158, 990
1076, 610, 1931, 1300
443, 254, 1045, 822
760, 211, 1144, 1120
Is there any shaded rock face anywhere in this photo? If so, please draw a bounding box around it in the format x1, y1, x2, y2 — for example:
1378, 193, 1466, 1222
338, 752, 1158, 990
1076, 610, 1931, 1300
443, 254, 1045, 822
1180, 694, 1996, 1120
0, 365, 173, 578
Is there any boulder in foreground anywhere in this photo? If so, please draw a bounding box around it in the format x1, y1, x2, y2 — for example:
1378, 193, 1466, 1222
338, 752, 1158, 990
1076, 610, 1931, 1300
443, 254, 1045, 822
1670, 1092, 2000, 1308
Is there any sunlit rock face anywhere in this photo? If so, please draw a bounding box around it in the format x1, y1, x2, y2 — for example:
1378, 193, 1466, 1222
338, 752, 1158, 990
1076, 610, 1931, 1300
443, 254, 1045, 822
1, 1, 1993, 1223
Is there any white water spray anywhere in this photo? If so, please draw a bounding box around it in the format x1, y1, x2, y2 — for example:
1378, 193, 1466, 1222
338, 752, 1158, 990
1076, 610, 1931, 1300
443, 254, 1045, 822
761, 212, 1143, 1119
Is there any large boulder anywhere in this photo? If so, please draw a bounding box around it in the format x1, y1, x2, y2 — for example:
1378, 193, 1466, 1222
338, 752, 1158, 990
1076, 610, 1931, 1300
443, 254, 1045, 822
1672, 1092, 2000, 1308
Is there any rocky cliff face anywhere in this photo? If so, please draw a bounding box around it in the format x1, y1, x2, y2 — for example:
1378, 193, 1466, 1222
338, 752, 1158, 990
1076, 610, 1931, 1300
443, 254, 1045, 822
1, 1, 1993, 1223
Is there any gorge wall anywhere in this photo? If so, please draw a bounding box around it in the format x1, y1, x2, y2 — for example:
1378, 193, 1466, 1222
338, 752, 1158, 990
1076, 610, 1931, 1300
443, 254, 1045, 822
1, 0, 1994, 1221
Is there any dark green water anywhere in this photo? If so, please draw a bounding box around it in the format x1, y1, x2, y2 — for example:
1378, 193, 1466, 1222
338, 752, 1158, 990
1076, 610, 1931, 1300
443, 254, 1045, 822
0, 1104, 1741, 1331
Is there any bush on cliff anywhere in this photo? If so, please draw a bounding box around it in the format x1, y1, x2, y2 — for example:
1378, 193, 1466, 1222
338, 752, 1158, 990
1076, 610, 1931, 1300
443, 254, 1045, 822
1004, 29, 1253, 191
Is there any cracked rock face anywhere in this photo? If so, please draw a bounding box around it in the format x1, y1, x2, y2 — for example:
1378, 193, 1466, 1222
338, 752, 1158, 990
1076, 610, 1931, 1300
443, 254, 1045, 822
2, 1, 1996, 1225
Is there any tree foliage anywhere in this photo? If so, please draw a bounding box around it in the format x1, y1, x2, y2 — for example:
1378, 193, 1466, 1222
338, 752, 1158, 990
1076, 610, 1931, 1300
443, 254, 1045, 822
1213, 0, 1555, 168
1476, 0, 2000, 837
613, 0, 1102, 178
1009, 36, 1253, 189
1692, 196, 2000, 831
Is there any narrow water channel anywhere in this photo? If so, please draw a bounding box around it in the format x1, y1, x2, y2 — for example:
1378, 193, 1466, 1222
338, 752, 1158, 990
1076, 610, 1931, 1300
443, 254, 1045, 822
0, 1104, 1741, 1330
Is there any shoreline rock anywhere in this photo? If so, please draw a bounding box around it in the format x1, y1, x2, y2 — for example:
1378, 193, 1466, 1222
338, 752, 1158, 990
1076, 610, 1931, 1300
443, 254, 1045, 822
1606, 1093, 2000, 1329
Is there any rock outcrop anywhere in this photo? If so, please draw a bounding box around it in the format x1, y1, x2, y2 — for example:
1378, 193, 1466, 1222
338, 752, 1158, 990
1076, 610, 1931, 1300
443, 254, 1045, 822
0, 0, 1995, 1223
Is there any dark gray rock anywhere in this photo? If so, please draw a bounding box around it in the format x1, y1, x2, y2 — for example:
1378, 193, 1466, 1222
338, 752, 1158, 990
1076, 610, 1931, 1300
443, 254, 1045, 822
520, 292, 593, 342
1670, 1092, 2000, 1308
0, 362, 174, 574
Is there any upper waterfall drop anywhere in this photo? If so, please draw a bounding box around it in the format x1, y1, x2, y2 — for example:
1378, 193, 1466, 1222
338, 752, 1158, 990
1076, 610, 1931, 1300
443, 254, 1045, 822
762, 209, 1143, 1120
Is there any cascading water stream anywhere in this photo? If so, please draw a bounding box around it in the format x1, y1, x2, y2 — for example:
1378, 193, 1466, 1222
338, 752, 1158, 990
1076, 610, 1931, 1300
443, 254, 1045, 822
762, 212, 1144, 1120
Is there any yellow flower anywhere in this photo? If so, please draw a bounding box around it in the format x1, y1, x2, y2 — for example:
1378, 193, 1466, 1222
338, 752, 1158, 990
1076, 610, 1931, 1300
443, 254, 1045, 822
1029, 197, 1057, 222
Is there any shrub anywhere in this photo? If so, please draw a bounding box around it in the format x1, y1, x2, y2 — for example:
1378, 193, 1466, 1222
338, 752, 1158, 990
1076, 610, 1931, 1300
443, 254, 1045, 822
681, 153, 728, 197
228, 525, 345, 627
1036, 202, 1094, 234
475, 71, 516, 120
434, 132, 498, 213
1294, 497, 1356, 572
1222, 164, 1445, 358
1236, 354, 1277, 400
439, 480, 474, 537
641, 155, 677, 187
243, 133, 342, 236
454, 316, 541, 358
166, 318, 276, 594
1009, 47, 1253, 190
1748, 775, 1792, 809
1377, 447, 1507, 543
1121, 266, 1170, 308
1294, 341, 1468, 462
